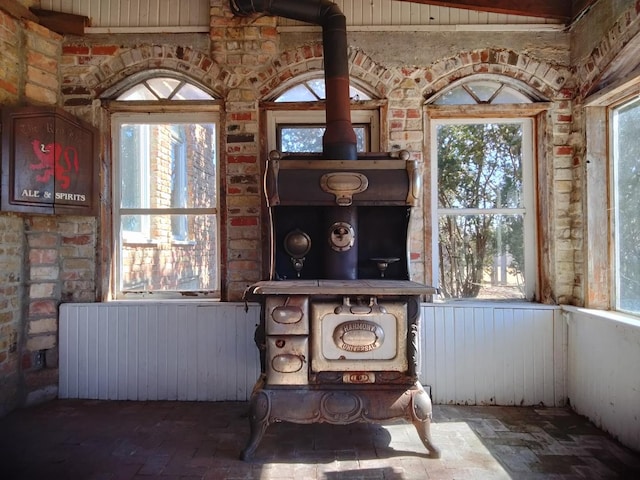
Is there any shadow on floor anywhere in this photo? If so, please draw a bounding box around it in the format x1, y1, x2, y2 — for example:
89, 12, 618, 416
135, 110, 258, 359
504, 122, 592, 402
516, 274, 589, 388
0, 400, 638, 479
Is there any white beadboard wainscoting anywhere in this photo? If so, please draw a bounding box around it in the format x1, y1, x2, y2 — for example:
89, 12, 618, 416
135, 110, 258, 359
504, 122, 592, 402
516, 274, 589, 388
563, 306, 640, 451
420, 304, 565, 407
59, 302, 261, 402
59, 301, 565, 407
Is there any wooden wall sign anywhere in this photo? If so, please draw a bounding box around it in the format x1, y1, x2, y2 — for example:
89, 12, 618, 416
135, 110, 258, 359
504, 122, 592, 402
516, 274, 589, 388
1, 106, 98, 215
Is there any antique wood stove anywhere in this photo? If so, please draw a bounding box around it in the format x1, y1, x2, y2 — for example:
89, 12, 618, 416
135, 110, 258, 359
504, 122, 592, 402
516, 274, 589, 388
232, 0, 440, 460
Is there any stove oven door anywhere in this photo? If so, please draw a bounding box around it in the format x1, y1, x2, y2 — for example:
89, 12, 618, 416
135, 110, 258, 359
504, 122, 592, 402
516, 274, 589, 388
311, 300, 408, 373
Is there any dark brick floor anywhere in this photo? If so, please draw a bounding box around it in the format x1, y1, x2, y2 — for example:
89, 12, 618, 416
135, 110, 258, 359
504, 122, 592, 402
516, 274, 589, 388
0, 400, 639, 479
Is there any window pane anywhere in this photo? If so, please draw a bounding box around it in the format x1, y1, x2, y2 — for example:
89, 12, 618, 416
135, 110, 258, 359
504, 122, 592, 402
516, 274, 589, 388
280, 126, 325, 152
118, 84, 157, 100
275, 79, 371, 102
120, 125, 149, 209
349, 86, 370, 101
467, 81, 501, 102
119, 123, 217, 210
307, 78, 326, 98
279, 125, 368, 152
276, 84, 318, 102
613, 97, 640, 314
117, 79, 214, 101
434, 86, 476, 105
120, 214, 218, 292
438, 214, 526, 300
492, 87, 530, 104
437, 123, 523, 209
174, 83, 214, 100
147, 78, 181, 98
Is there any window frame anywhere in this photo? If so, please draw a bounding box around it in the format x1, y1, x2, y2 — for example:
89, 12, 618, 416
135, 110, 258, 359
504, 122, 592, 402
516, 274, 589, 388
583, 74, 640, 312
430, 116, 537, 301
266, 109, 380, 153
111, 110, 221, 300
120, 123, 151, 242
609, 94, 640, 315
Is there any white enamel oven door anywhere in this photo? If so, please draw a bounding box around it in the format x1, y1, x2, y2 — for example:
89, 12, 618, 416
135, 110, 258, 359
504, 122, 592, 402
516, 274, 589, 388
311, 301, 408, 372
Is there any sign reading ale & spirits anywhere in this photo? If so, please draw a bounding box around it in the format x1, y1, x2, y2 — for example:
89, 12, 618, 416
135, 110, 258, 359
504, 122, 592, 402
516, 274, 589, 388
1, 106, 98, 215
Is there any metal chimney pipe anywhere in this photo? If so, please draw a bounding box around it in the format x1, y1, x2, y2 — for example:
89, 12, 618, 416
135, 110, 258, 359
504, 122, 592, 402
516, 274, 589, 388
230, 0, 358, 160
231, 0, 359, 280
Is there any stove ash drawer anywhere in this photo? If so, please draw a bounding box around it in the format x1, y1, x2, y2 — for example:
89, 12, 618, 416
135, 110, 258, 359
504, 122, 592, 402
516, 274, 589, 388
265, 296, 309, 336
266, 336, 309, 385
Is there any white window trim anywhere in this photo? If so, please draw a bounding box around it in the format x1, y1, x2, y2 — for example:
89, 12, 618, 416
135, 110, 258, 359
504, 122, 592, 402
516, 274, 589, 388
610, 95, 640, 315
583, 76, 640, 311
111, 111, 220, 300
430, 116, 537, 301
266, 110, 380, 152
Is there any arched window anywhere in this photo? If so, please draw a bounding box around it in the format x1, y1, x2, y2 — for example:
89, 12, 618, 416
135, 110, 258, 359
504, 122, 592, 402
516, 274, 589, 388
264, 75, 380, 153
108, 74, 220, 299
427, 76, 545, 302
117, 77, 214, 101
274, 77, 371, 102
429, 76, 542, 105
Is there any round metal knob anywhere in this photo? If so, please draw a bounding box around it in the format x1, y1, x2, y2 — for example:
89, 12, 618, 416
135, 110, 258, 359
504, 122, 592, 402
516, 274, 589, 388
284, 229, 311, 259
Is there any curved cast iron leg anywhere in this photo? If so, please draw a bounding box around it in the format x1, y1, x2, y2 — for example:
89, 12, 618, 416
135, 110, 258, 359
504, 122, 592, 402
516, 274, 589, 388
410, 387, 441, 458
240, 390, 271, 460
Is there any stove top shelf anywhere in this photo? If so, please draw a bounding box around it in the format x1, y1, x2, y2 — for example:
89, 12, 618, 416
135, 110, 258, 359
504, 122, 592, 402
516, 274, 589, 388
246, 279, 437, 296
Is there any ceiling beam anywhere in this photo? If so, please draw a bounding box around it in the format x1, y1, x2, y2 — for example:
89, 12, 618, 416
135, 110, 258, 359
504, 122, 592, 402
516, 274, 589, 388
30, 8, 88, 35
394, 0, 572, 22
0, 0, 39, 22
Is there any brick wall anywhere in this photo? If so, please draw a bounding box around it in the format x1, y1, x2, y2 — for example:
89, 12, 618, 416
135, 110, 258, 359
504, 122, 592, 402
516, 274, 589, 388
22, 216, 97, 405
2, 0, 638, 414
0, 5, 96, 412
0, 216, 23, 416
0, 10, 20, 103
54, 3, 578, 304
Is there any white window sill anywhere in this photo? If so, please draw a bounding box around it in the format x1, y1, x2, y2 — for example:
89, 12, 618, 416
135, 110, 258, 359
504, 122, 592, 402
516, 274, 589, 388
561, 305, 640, 328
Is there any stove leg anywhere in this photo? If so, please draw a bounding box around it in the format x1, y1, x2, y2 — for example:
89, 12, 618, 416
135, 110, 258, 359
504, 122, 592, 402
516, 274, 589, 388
410, 386, 441, 458
240, 389, 271, 461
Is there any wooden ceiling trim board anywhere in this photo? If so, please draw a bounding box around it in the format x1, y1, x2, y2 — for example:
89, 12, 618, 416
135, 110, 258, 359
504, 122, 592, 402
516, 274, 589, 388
0, 0, 39, 22
394, 0, 572, 21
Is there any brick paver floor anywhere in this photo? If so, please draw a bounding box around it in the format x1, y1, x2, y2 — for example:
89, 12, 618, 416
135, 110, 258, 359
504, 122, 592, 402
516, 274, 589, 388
0, 400, 639, 479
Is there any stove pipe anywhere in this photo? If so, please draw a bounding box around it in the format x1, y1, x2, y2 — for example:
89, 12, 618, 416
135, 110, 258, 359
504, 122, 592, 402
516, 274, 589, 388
231, 0, 359, 280
230, 0, 358, 160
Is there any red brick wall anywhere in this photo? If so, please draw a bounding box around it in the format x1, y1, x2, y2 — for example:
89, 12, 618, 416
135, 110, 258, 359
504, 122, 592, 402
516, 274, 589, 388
0, 8, 72, 413
2, 0, 639, 414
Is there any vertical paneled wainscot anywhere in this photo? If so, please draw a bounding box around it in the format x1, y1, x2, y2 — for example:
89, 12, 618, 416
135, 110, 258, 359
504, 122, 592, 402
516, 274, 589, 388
60, 302, 564, 406
59, 302, 261, 401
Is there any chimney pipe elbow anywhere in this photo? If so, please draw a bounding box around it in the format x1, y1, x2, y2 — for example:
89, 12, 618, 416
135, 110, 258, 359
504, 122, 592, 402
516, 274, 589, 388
230, 0, 342, 26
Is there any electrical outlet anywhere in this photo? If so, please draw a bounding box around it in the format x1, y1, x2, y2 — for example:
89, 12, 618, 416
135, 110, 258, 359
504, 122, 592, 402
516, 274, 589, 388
9, 330, 17, 353
34, 350, 46, 368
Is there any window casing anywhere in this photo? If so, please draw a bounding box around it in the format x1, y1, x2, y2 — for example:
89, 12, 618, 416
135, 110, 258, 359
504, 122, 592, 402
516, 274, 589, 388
109, 77, 220, 299
267, 110, 380, 153
266, 77, 380, 153
431, 118, 536, 301
427, 78, 540, 301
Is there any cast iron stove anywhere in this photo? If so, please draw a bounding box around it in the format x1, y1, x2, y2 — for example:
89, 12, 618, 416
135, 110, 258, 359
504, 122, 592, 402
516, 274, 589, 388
232, 0, 440, 460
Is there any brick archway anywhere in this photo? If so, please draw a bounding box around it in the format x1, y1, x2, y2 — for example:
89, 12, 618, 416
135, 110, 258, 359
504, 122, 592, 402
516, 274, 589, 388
251, 44, 401, 100
60, 44, 236, 105
415, 48, 572, 101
